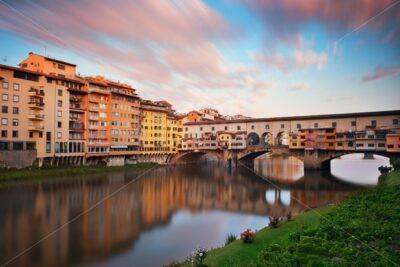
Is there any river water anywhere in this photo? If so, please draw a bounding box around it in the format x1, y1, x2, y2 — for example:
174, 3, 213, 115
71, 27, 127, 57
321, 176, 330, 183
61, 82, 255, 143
0, 154, 390, 267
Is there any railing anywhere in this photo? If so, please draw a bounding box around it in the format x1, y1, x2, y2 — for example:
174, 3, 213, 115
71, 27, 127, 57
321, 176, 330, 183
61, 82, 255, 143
89, 116, 99, 120
28, 102, 44, 108
28, 113, 44, 120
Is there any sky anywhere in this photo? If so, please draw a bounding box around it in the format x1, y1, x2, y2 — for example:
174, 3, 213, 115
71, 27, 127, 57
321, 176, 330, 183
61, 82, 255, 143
0, 0, 399, 117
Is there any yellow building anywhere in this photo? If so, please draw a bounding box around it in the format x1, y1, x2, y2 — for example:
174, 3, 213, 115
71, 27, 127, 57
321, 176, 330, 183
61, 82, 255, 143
140, 100, 169, 154
166, 114, 183, 153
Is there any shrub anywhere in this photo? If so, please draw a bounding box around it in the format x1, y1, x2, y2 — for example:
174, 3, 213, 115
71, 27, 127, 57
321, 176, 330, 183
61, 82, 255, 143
268, 216, 280, 228
225, 233, 237, 245
240, 229, 255, 243
187, 247, 208, 267
286, 212, 292, 221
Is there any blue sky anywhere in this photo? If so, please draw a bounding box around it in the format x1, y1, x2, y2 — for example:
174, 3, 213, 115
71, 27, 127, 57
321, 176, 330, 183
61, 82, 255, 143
0, 0, 399, 117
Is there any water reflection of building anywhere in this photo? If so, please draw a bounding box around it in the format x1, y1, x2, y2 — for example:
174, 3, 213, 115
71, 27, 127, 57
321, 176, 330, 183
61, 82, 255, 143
254, 156, 304, 183
0, 165, 355, 267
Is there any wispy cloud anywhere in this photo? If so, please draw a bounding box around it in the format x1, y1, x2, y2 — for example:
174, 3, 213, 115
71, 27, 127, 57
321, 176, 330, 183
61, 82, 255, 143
237, 0, 400, 46
362, 65, 400, 82
251, 49, 328, 71
288, 82, 309, 91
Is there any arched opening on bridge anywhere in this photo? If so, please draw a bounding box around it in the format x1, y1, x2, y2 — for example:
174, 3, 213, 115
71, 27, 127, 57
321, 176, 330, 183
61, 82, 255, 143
247, 132, 260, 146
276, 131, 289, 146
261, 132, 273, 145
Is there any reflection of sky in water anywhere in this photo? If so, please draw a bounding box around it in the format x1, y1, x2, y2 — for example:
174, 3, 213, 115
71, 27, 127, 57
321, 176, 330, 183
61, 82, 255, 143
254, 155, 304, 182
265, 189, 291, 207
92, 211, 266, 267
331, 153, 391, 186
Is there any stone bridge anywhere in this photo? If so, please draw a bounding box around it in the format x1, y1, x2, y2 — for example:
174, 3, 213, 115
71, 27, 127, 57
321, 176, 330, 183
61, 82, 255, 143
171, 146, 395, 170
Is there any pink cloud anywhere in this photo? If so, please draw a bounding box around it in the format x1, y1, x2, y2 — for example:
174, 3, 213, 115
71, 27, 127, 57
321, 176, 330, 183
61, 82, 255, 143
362, 65, 400, 82
288, 82, 309, 91
238, 0, 400, 46
251, 49, 328, 71
0, 0, 233, 83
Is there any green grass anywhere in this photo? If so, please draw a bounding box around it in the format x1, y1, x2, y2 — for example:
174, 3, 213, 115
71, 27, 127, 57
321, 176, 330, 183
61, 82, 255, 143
179, 170, 400, 267
0, 163, 158, 183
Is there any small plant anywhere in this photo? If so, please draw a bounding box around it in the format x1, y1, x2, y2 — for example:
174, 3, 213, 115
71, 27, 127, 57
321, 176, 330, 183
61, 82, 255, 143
286, 212, 292, 221
268, 216, 280, 228
240, 229, 255, 243
187, 247, 208, 267
225, 233, 237, 245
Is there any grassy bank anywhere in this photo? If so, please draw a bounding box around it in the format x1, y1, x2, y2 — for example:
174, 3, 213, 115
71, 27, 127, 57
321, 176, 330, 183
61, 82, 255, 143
180, 170, 400, 267
0, 163, 158, 183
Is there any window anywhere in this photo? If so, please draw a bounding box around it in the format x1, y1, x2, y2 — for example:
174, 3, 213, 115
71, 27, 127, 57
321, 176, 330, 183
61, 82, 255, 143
57, 111, 62, 117
12, 95, 19, 102
393, 119, 399, 125
1, 130, 7, 137
224, 126, 228, 130
57, 121, 62, 128
200, 127, 203, 131
0, 141, 8, 150
371, 120, 376, 127
281, 124, 284, 129
314, 123, 319, 128
212, 126, 215, 131
57, 100, 62, 107
12, 107, 18, 114
2, 82, 8, 89
58, 64, 66, 70
2, 94, 8, 101
57, 132, 62, 139
46, 132, 51, 141
12, 119, 18, 126
13, 142, 23, 150
332, 122, 337, 127
58, 89, 62, 96
265, 124, 269, 130
296, 123, 301, 129
368, 143, 375, 147
29, 132, 33, 138
237, 126, 241, 130
13, 83, 19, 91
351, 121, 356, 127
251, 125, 255, 130
12, 131, 18, 138
46, 142, 51, 153
1, 106, 7, 113
1, 118, 7, 125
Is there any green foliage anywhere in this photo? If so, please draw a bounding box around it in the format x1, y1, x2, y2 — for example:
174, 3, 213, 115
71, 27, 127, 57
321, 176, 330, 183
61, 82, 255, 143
225, 233, 237, 246
254, 171, 400, 266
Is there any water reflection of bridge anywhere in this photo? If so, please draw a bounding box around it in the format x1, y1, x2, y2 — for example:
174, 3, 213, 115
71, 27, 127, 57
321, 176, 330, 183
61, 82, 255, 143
0, 165, 355, 267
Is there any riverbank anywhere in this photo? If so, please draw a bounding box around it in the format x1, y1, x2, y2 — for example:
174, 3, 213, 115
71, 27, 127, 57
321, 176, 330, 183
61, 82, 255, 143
179, 170, 400, 266
0, 163, 158, 183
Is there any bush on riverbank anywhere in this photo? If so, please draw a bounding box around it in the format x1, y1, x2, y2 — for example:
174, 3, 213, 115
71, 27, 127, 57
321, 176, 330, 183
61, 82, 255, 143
253, 178, 400, 266
180, 171, 400, 267
0, 163, 158, 183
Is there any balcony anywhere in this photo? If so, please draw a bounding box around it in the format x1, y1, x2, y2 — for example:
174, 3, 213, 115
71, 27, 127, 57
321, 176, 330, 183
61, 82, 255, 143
28, 113, 44, 120
69, 116, 82, 122
28, 101, 44, 109
28, 88, 44, 98
89, 116, 99, 121
28, 124, 44, 131
89, 106, 99, 111
69, 123, 85, 131
89, 125, 99, 130
70, 103, 85, 111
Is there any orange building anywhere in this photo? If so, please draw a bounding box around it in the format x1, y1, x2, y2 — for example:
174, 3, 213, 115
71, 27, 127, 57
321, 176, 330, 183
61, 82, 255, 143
386, 133, 400, 152
85, 76, 141, 164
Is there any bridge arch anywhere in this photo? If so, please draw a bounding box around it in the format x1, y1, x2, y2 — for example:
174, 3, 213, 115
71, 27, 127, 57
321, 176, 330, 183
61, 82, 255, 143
276, 131, 289, 146
261, 132, 273, 145
247, 132, 260, 146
